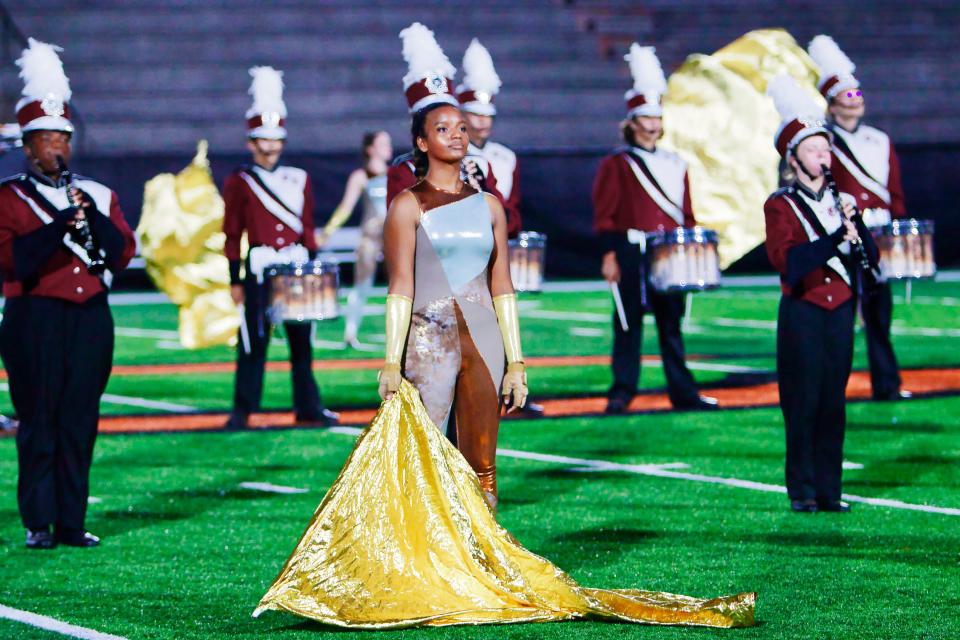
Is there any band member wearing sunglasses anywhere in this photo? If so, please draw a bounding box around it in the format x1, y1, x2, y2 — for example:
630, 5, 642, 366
808, 35, 909, 401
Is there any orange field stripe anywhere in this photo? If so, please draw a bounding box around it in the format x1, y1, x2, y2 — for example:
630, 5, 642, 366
92, 368, 960, 435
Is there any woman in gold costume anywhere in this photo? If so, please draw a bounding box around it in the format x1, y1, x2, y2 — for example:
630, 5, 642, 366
253, 23, 755, 630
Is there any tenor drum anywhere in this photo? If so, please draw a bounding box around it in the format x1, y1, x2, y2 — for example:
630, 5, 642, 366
266, 260, 341, 323
874, 219, 936, 281
508, 231, 547, 293
647, 227, 721, 292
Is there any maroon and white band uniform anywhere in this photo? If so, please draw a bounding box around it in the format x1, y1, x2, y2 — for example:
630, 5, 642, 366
385, 152, 522, 237
592, 145, 703, 407
764, 180, 878, 504
827, 120, 906, 399
222, 163, 325, 419
0, 169, 136, 535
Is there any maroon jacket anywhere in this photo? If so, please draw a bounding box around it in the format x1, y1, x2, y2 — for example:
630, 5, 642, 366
592, 150, 696, 252
764, 187, 853, 311
0, 173, 136, 302
222, 165, 318, 282
828, 123, 907, 218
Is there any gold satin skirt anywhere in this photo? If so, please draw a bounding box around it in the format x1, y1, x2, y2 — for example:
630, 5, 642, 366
253, 380, 755, 628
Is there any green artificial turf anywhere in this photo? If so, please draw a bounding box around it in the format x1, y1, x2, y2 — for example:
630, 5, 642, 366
0, 398, 958, 639
0, 279, 958, 638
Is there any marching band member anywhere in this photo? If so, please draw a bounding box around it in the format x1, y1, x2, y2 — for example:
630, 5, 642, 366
764, 75, 878, 513
222, 67, 337, 431
593, 44, 716, 414
318, 131, 393, 348
456, 39, 522, 237
385, 37, 511, 217
809, 35, 909, 401
0, 40, 136, 548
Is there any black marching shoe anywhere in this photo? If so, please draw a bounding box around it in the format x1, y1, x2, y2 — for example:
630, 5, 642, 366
790, 499, 819, 513
873, 389, 913, 402
25, 528, 57, 550
295, 408, 340, 427
604, 394, 632, 415
55, 528, 100, 547
674, 395, 720, 411
817, 500, 851, 513
223, 411, 249, 431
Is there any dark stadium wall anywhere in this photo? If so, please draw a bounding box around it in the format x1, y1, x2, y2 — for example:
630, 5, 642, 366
49, 144, 960, 283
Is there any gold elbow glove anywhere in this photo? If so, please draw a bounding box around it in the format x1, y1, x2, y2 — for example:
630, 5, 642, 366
493, 294, 527, 409
322, 206, 352, 240
379, 294, 412, 399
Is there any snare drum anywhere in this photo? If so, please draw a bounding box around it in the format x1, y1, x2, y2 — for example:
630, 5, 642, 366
508, 231, 547, 293
266, 260, 341, 323
874, 219, 936, 281
647, 227, 721, 292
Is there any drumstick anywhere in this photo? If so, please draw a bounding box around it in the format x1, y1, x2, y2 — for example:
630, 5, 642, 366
609, 282, 629, 332
238, 303, 252, 355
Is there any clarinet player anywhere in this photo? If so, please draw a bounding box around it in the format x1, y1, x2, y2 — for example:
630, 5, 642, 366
0, 40, 136, 548
764, 76, 878, 513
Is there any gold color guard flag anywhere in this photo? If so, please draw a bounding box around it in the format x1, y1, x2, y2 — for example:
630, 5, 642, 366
661, 29, 825, 268
137, 141, 240, 348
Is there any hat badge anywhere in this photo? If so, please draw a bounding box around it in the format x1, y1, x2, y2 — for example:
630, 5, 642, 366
40, 93, 65, 118
425, 72, 448, 95
474, 91, 491, 104
261, 111, 282, 128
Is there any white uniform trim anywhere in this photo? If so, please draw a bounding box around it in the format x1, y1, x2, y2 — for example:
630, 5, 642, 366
9, 181, 114, 286
622, 150, 685, 226
238, 168, 304, 235
782, 190, 851, 286
832, 125, 892, 204
476, 141, 517, 200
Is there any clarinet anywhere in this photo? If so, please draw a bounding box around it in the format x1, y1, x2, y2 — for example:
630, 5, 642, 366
56, 156, 107, 275
821, 164, 879, 287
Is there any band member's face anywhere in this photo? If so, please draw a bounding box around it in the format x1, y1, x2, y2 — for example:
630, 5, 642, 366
790, 135, 831, 177
247, 137, 285, 169
829, 88, 865, 120
464, 112, 494, 147
23, 130, 72, 175
368, 132, 393, 163
630, 116, 663, 146
417, 105, 467, 163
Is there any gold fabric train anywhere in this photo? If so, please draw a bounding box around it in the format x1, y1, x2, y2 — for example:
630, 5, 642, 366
254, 380, 755, 629
138, 141, 241, 349
662, 29, 824, 268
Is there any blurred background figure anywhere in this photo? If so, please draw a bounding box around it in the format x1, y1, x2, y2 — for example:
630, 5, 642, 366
318, 130, 392, 348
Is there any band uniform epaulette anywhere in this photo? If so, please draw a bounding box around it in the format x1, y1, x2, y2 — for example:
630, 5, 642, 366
0, 172, 28, 187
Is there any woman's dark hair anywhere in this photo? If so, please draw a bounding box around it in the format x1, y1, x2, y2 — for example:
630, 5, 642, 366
410, 102, 455, 179
361, 130, 387, 161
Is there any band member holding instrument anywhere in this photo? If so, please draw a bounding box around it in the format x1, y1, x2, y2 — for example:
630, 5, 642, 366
0, 40, 136, 548
222, 66, 337, 431
765, 75, 878, 513
318, 131, 393, 348
456, 38, 522, 238
808, 35, 909, 401
593, 44, 716, 415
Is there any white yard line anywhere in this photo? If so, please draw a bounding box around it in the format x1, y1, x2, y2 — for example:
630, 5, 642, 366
0, 603, 127, 640
326, 427, 959, 516
239, 482, 308, 494
114, 327, 180, 339
99, 394, 195, 413
0, 384, 194, 413
570, 327, 605, 338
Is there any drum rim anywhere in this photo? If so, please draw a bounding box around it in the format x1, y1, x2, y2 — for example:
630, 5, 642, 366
881, 218, 935, 235
648, 225, 719, 246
